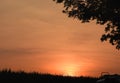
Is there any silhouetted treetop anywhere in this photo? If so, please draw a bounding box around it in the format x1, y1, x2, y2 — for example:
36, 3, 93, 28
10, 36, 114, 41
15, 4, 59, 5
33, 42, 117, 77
53, 0, 120, 50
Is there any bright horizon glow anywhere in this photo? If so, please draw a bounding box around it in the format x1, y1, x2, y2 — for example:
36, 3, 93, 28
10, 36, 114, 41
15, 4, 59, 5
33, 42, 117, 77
62, 64, 79, 76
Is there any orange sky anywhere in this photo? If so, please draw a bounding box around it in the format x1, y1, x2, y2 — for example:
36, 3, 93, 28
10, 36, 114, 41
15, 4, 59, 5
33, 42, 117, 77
0, 0, 120, 77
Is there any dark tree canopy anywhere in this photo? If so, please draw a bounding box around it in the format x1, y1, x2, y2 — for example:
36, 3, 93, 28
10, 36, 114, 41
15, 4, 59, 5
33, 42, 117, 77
53, 0, 120, 50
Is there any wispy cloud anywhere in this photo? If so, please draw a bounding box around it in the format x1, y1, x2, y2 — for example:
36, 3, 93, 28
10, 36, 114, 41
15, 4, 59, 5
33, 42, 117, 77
0, 48, 51, 56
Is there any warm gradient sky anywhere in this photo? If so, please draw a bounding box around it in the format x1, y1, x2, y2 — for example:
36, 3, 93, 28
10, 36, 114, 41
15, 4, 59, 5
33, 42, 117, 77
0, 0, 120, 77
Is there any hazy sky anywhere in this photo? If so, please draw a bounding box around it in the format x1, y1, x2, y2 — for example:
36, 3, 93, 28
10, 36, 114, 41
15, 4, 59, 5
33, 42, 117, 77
0, 0, 120, 77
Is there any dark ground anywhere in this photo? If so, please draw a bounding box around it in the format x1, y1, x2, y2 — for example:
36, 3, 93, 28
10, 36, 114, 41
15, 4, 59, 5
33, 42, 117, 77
0, 69, 98, 83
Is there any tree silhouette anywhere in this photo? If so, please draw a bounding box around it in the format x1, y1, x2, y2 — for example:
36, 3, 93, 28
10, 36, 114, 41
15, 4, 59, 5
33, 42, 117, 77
53, 0, 120, 50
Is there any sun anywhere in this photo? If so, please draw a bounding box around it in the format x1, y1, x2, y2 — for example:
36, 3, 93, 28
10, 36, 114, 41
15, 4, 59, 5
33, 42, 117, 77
65, 66, 76, 76
53, 53, 82, 76
62, 64, 79, 76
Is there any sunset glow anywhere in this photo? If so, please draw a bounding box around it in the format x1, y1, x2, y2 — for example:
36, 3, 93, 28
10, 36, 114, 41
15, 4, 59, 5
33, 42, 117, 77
0, 0, 120, 77
62, 64, 79, 76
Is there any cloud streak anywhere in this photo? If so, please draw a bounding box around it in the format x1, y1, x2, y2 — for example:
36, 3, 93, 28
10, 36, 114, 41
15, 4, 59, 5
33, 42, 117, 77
0, 48, 37, 55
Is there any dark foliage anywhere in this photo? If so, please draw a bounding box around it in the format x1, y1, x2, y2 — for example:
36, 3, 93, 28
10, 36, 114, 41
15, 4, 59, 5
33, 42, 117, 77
0, 69, 98, 83
53, 0, 120, 50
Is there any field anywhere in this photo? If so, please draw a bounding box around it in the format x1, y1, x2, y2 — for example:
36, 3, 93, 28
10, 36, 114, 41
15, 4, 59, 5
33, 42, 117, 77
0, 69, 98, 83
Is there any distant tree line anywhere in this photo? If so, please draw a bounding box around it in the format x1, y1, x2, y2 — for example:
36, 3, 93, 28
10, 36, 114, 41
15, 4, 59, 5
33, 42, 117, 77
0, 69, 97, 83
